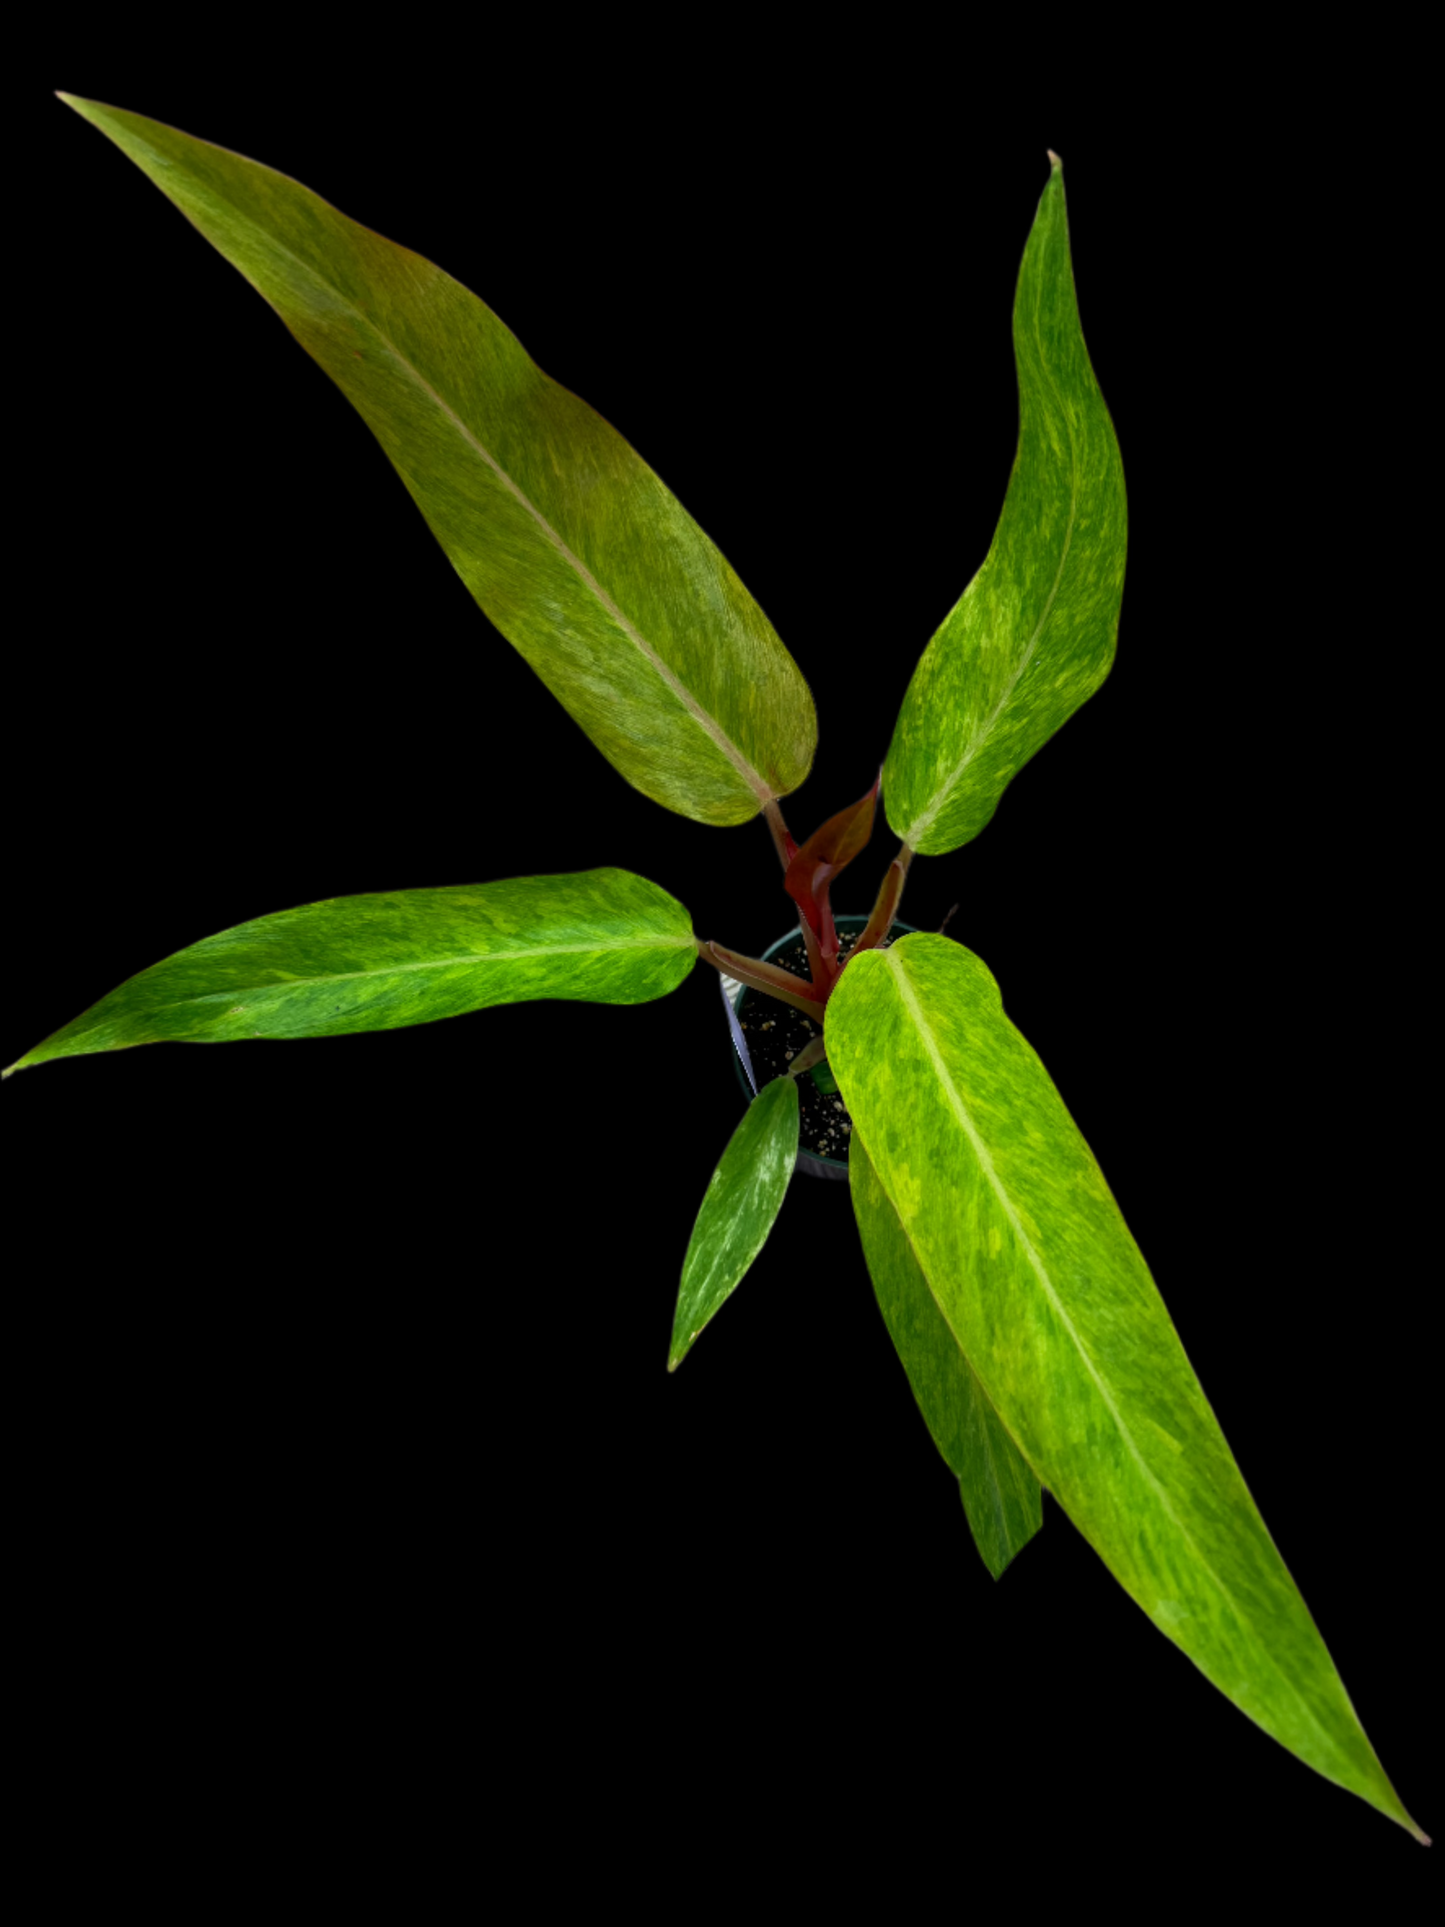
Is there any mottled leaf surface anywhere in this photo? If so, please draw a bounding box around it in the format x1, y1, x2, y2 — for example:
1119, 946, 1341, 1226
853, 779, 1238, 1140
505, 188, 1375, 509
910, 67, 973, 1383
883, 157, 1126, 855
669, 1077, 799, 1370
828, 934, 1422, 1837
852, 1132, 1041, 1578
7, 870, 694, 1073
60, 95, 816, 826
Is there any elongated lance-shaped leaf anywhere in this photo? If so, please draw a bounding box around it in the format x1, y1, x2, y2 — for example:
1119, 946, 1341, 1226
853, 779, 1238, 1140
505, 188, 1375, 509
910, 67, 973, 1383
5, 870, 695, 1075
59, 96, 816, 827
883, 156, 1126, 856
669, 1077, 799, 1371
851, 1130, 1041, 1579
827, 935, 1424, 1838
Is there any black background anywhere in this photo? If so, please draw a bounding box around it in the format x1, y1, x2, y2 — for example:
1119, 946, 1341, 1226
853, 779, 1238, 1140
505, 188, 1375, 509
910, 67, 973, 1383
12, 27, 1436, 1900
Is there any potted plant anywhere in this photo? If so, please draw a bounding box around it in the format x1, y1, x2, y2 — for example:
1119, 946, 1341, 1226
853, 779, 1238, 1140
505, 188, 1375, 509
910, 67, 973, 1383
15, 96, 1425, 1843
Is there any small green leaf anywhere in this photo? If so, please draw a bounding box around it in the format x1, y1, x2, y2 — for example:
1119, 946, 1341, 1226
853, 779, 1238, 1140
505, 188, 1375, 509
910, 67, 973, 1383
851, 1130, 1041, 1578
6, 870, 694, 1074
59, 95, 816, 827
827, 935, 1424, 1838
669, 1077, 799, 1370
883, 155, 1127, 856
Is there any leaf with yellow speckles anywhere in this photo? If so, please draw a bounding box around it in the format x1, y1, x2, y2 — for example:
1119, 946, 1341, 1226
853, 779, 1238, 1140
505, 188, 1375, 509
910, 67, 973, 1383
827, 934, 1424, 1839
851, 1129, 1041, 1578
58, 94, 815, 828
5, 870, 695, 1074
669, 1075, 798, 1371
882, 156, 1126, 856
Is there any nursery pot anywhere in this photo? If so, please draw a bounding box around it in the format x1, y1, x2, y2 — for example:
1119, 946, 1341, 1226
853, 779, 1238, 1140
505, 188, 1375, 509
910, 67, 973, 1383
721, 914, 920, 1181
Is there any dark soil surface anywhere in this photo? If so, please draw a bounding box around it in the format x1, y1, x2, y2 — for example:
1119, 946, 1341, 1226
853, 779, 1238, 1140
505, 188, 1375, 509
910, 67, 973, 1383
734, 926, 902, 1167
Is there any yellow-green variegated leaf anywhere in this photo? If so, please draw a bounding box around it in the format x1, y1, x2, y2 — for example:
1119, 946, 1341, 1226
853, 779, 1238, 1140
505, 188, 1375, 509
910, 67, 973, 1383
59, 95, 816, 827
5, 870, 694, 1074
851, 1130, 1041, 1579
670, 1076, 799, 1371
883, 156, 1126, 856
827, 934, 1423, 1838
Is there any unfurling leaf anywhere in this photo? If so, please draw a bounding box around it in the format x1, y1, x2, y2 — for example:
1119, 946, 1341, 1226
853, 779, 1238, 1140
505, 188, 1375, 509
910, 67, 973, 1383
59, 94, 816, 827
783, 779, 879, 950
670, 1077, 799, 1370
852, 1131, 1041, 1578
6, 870, 695, 1074
883, 156, 1127, 856
827, 934, 1424, 1838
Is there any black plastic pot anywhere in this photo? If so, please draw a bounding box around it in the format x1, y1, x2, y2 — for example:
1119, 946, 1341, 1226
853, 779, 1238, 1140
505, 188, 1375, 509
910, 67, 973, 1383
721, 914, 920, 1180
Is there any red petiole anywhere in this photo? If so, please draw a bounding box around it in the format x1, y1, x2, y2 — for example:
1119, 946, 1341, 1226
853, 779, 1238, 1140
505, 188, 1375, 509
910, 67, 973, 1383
695, 775, 917, 1042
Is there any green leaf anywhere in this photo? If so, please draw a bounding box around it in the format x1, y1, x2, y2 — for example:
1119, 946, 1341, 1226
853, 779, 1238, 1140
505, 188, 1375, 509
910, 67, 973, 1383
851, 1130, 1041, 1579
59, 95, 816, 828
882, 155, 1126, 856
827, 935, 1424, 1838
669, 1077, 799, 1371
6, 869, 694, 1074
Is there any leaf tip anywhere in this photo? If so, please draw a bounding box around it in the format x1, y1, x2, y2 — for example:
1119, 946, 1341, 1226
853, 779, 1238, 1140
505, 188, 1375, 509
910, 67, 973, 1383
1047, 148, 1063, 171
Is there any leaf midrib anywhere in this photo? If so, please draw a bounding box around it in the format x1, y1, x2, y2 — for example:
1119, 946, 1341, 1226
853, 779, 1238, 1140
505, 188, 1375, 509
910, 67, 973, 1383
879, 948, 1346, 1767
83, 935, 690, 1025
141, 116, 778, 807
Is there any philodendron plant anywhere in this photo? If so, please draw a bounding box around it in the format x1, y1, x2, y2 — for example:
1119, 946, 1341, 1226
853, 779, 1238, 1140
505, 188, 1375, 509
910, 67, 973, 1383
21, 97, 1425, 1843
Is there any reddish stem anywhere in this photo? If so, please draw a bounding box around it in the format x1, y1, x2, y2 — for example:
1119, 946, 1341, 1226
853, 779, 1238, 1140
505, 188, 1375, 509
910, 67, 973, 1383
697, 939, 828, 1020
819, 894, 839, 964
850, 841, 915, 959
763, 800, 796, 872
798, 916, 835, 994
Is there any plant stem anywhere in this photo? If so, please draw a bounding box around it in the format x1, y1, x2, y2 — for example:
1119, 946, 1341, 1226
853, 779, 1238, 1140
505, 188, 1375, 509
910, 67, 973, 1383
695, 939, 828, 1020
787, 1034, 829, 1079
763, 799, 796, 871
852, 841, 916, 958
798, 916, 835, 994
